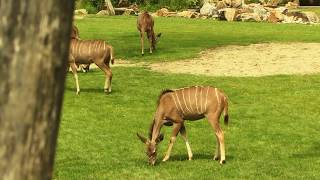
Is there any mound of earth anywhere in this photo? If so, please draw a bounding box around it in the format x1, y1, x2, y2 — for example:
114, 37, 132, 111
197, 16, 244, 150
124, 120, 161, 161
149, 43, 320, 77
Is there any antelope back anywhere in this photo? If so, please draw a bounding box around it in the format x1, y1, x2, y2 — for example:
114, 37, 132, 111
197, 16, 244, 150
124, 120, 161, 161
137, 12, 154, 32
168, 86, 222, 116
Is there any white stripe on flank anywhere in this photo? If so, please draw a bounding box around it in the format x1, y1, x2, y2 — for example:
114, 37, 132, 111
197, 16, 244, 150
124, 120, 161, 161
195, 86, 200, 114
182, 89, 192, 113
200, 87, 203, 113
88, 42, 91, 55
171, 93, 179, 110
204, 87, 210, 112
175, 91, 186, 115
188, 88, 193, 113
215, 88, 220, 105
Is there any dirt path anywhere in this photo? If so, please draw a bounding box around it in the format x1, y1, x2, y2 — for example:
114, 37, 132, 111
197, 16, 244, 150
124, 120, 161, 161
149, 43, 320, 77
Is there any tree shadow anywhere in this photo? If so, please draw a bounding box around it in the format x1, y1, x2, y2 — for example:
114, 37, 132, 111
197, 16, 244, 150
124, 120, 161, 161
291, 142, 320, 159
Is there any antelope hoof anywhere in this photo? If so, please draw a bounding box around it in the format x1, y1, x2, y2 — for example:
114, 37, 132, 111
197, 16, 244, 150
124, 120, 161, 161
104, 89, 110, 94
214, 156, 220, 161
220, 160, 226, 165
141, 53, 144, 56
76, 91, 80, 95
162, 156, 169, 162
188, 156, 193, 161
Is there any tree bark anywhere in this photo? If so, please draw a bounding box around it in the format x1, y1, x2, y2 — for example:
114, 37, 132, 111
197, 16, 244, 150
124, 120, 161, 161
0, 0, 74, 179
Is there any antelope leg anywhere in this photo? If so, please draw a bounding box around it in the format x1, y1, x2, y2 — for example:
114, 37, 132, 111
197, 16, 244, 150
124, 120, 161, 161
162, 123, 182, 162
140, 32, 144, 55
180, 123, 193, 160
70, 63, 80, 95
96, 62, 112, 93
208, 113, 226, 164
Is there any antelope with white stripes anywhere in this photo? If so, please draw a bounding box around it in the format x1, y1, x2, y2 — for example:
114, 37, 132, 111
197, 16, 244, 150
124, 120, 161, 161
137, 86, 229, 165
69, 39, 115, 94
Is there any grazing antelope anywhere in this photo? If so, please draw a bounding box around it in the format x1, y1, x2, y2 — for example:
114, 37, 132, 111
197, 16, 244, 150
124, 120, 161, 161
137, 12, 161, 55
137, 86, 229, 165
69, 39, 115, 94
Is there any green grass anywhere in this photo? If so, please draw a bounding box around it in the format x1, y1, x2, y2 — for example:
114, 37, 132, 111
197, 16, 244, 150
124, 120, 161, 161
76, 15, 320, 62
54, 16, 320, 179
300, 6, 320, 16
56, 67, 320, 179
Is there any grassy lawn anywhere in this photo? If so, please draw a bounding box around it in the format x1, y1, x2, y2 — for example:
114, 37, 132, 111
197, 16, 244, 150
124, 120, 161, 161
54, 16, 320, 179
76, 15, 320, 62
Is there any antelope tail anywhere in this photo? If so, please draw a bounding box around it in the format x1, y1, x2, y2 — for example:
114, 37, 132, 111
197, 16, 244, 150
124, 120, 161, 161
223, 96, 229, 125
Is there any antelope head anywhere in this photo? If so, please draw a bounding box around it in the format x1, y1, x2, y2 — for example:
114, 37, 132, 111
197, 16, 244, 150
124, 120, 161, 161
137, 133, 164, 165
151, 33, 162, 51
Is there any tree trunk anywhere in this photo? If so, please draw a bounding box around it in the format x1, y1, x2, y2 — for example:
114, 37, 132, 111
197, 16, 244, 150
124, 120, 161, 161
105, 0, 116, 15
0, 0, 74, 179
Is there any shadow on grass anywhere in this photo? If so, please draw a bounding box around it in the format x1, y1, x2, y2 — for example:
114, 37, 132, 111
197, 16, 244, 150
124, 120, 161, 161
291, 142, 320, 158
65, 87, 118, 94
161, 153, 235, 162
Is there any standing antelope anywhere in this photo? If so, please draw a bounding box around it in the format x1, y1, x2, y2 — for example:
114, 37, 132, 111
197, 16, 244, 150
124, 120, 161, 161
137, 86, 229, 165
137, 12, 161, 55
69, 39, 114, 94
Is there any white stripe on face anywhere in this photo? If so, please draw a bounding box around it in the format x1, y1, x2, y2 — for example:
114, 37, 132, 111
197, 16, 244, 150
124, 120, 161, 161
182, 89, 192, 114
175, 91, 185, 115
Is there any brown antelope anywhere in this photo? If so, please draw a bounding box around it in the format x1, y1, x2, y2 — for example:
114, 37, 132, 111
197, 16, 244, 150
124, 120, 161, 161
137, 12, 161, 55
68, 39, 114, 94
70, 25, 91, 72
137, 86, 229, 165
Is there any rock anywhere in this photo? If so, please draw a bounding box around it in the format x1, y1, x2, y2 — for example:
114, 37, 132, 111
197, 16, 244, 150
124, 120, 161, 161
286, 11, 309, 22
177, 11, 199, 18
200, 2, 218, 16
237, 13, 261, 22
74, 9, 88, 15
285, 2, 299, 9
267, 12, 280, 23
260, 0, 280, 7
302, 11, 320, 23
223, 0, 242, 8
96, 10, 110, 15
122, 9, 135, 16
252, 4, 268, 21
216, 1, 227, 10
222, 8, 238, 21
156, 8, 170, 16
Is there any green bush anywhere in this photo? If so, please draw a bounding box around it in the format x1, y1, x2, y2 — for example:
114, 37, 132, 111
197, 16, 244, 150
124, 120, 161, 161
75, 0, 105, 14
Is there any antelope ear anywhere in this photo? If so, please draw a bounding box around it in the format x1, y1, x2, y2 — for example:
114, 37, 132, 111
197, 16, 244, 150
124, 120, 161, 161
156, 133, 164, 144
157, 33, 162, 38
137, 133, 148, 144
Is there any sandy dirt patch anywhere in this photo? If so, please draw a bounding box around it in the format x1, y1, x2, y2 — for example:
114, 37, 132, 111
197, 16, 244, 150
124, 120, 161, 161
149, 43, 320, 77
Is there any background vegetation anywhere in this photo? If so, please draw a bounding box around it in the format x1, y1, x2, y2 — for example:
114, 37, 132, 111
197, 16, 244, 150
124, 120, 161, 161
54, 15, 320, 179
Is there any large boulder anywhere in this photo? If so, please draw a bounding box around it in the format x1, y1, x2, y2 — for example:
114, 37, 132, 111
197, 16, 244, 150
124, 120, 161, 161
200, 2, 218, 16
267, 12, 281, 23
285, 2, 299, 9
74, 9, 88, 15
221, 8, 238, 21
216, 1, 227, 10
156, 8, 170, 16
223, 0, 242, 8
237, 13, 261, 22
302, 11, 320, 23
97, 10, 110, 15
177, 11, 199, 18
252, 4, 268, 21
